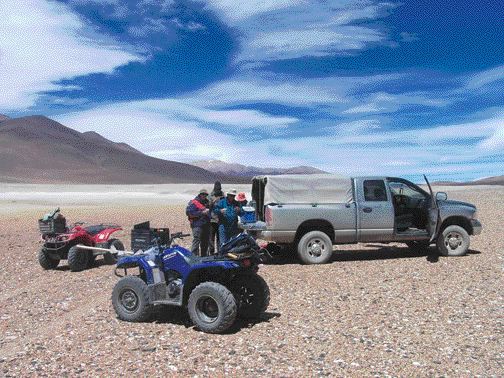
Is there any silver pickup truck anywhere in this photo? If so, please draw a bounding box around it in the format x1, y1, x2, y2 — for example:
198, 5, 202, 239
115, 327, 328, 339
251, 174, 482, 264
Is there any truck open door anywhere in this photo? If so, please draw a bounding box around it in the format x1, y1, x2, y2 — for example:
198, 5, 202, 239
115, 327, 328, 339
424, 174, 440, 242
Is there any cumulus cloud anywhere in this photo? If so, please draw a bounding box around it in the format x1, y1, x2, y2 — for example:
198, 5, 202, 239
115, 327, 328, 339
0, 0, 143, 111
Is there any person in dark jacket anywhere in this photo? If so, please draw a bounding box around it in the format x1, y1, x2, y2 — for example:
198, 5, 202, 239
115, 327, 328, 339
186, 188, 210, 256
212, 189, 243, 246
208, 181, 224, 254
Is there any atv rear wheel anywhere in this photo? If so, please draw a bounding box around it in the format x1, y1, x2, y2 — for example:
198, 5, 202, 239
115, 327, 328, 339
188, 282, 237, 334
104, 239, 124, 265
68, 245, 90, 272
231, 273, 270, 319
112, 276, 152, 322
38, 248, 60, 270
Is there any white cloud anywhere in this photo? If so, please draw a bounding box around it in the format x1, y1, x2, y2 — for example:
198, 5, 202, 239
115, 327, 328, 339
466, 65, 504, 89
0, 0, 143, 111
199, 0, 396, 62
128, 17, 167, 37
199, 0, 305, 23
56, 96, 504, 180
343, 91, 449, 114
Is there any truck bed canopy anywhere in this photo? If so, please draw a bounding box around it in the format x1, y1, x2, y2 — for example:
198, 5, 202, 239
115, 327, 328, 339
252, 174, 352, 209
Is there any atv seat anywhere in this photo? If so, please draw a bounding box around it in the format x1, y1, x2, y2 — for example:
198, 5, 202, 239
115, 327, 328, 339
85, 225, 107, 235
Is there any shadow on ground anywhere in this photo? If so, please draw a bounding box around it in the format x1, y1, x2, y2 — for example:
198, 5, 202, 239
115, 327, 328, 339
267, 245, 482, 265
154, 305, 281, 334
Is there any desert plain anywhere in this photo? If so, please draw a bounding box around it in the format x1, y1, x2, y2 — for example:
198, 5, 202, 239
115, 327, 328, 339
0, 184, 502, 376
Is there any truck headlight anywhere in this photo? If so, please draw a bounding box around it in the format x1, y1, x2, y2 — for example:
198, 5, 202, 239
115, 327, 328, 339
472, 210, 478, 219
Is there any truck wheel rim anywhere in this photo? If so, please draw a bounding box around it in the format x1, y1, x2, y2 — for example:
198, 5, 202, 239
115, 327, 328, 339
196, 296, 219, 322
307, 239, 325, 258
120, 289, 139, 312
445, 232, 463, 250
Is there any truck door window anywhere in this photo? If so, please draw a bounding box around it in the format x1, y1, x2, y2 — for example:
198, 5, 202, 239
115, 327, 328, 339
363, 180, 388, 201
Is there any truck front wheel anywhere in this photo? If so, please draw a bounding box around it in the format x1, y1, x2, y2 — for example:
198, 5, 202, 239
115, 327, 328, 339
297, 231, 333, 264
436, 225, 470, 257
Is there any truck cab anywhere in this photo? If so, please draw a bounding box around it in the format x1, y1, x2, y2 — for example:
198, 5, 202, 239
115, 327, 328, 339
252, 175, 482, 264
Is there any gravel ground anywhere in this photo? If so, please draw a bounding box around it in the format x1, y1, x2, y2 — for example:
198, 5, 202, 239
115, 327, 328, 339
0, 187, 502, 376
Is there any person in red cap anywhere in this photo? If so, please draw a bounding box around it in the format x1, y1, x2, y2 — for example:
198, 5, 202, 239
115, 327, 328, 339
235, 192, 248, 206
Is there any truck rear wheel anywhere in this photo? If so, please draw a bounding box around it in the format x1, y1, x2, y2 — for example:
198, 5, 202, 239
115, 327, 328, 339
38, 248, 60, 270
297, 231, 333, 264
188, 282, 237, 334
436, 225, 470, 256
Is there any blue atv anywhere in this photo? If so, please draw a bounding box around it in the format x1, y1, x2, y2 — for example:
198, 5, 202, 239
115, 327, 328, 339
111, 230, 270, 334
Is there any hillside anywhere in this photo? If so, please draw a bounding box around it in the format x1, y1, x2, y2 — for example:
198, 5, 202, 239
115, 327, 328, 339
0, 115, 240, 184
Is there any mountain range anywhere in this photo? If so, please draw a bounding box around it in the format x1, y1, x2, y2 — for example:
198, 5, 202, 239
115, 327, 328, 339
1, 114, 500, 185
0, 115, 234, 184
192, 159, 327, 177
0, 115, 324, 184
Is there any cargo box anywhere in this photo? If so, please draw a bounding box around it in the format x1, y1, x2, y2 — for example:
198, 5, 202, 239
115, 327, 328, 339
131, 221, 170, 251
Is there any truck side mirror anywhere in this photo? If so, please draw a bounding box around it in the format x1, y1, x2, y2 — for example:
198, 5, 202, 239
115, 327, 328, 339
436, 192, 448, 201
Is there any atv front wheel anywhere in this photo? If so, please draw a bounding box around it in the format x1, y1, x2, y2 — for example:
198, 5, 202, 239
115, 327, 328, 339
188, 282, 237, 334
68, 245, 89, 272
104, 239, 124, 265
112, 276, 152, 322
38, 248, 60, 270
231, 273, 270, 319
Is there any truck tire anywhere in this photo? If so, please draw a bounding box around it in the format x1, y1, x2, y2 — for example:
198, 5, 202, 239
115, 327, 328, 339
297, 231, 333, 264
405, 240, 430, 253
67, 245, 89, 272
112, 276, 153, 322
104, 239, 124, 265
231, 273, 270, 319
436, 225, 470, 257
188, 282, 237, 334
38, 248, 60, 270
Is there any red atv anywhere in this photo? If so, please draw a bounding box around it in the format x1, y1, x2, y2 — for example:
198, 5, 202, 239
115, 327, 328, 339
38, 208, 124, 272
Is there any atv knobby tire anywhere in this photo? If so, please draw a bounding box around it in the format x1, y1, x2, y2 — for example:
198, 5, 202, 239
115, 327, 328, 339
112, 276, 153, 322
104, 239, 124, 265
231, 273, 270, 319
38, 248, 60, 270
68, 245, 89, 272
188, 282, 237, 334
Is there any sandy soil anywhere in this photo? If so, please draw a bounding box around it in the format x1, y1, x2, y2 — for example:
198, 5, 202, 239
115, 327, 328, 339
0, 185, 502, 376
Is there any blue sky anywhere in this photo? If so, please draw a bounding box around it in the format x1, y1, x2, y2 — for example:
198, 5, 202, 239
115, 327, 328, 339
1, 0, 503, 181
